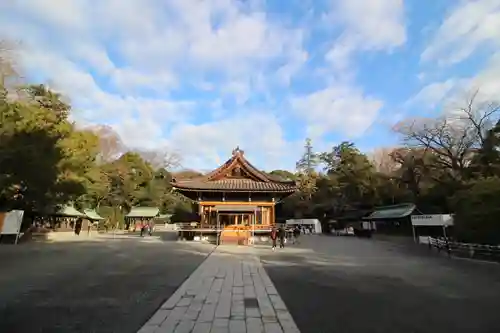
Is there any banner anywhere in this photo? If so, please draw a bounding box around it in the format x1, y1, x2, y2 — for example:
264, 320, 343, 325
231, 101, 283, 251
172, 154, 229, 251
0, 210, 25, 235
0, 212, 5, 234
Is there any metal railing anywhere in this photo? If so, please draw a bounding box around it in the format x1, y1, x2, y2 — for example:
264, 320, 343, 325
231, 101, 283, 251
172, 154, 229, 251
427, 237, 500, 262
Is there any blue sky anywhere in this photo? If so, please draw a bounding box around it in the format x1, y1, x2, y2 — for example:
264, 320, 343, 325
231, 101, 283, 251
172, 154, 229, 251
2, 0, 500, 172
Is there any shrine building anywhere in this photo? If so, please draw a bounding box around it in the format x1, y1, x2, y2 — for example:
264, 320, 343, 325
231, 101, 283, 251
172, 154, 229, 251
172, 147, 296, 245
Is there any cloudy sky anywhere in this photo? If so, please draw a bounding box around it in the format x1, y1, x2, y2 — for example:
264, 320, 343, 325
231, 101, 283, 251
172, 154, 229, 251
1, 0, 500, 171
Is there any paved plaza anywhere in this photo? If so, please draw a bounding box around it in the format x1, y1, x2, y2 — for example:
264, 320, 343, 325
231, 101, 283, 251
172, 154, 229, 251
0, 233, 214, 333
2, 233, 500, 333
260, 235, 500, 333
138, 246, 299, 333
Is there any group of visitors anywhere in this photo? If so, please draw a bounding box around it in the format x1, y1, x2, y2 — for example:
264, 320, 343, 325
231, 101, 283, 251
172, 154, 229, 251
139, 220, 155, 237
270, 225, 302, 251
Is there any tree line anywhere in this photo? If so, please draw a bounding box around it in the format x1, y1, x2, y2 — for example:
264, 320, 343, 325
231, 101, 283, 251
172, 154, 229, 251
2, 42, 499, 243
273, 92, 500, 244
0, 43, 193, 226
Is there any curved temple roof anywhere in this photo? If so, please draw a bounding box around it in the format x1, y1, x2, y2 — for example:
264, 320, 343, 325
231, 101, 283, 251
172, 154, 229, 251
172, 147, 296, 193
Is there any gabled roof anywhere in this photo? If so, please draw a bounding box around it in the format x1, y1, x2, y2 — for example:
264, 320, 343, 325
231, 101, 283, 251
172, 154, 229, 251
84, 209, 104, 220
126, 207, 160, 218
57, 205, 85, 217
172, 147, 296, 193
363, 203, 416, 220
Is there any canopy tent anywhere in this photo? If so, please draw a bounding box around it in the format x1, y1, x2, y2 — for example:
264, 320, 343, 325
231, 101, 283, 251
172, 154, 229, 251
285, 218, 322, 233
83, 209, 104, 221
363, 203, 416, 220
126, 207, 160, 218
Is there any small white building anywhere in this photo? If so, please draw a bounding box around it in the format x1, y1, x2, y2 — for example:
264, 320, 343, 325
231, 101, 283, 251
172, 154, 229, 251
285, 218, 322, 234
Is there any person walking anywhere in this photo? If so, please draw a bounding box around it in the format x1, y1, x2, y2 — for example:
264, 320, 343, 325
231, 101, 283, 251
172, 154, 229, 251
140, 221, 147, 237
148, 220, 154, 236
74, 218, 82, 236
293, 226, 300, 244
270, 226, 277, 251
278, 226, 286, 248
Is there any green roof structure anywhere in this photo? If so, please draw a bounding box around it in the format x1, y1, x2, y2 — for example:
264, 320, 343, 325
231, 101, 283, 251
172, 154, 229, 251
57, 205, 85, 217
84, 209, 105, 220
126, 207, 160, 218
363, 203, 416, 220
157, 214, 173, 219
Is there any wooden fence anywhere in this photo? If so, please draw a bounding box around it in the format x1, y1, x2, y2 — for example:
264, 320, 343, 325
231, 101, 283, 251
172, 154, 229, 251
428, 237, 500, 262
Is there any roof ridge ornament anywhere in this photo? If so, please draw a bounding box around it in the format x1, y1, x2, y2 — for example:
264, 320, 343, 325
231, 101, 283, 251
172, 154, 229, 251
232, 146, 244, 156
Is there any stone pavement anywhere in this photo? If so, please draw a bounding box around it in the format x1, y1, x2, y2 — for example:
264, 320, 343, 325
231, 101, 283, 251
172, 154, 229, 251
137, 246, 300, 333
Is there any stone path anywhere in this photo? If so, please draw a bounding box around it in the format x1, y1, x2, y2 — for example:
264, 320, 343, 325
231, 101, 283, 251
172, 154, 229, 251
137, 246, 300, 333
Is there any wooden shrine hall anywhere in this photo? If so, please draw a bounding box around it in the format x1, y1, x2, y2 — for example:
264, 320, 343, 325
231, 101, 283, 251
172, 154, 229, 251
172, 147, 296, 245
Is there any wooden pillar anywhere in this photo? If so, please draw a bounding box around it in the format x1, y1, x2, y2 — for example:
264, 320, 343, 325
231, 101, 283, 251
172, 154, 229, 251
271, 204, 275, 225
199, 203, 205, 227
208, 206, 212, 226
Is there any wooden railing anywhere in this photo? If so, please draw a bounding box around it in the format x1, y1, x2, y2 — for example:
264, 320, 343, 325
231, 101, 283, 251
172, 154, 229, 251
427, 237, 500, 262
175, 223, 273, 231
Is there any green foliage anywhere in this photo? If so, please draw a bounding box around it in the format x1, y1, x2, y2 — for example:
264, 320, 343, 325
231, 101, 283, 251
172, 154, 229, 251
296, 138, 319, 174
268, 169, 296, 180
0, 86, 94, 212
3, 48, 500, 243
451, 177, 500, 244
285, 132, 500, 244
0, 71, 186, 217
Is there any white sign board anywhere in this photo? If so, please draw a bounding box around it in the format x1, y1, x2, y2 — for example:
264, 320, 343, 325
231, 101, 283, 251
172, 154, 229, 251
411, 214, 453, 226
1, 210, 24, 234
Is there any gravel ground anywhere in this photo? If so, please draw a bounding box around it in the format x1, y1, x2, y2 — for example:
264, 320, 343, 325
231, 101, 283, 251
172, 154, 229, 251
0, 232, 214, 333
259, 235, 500, 333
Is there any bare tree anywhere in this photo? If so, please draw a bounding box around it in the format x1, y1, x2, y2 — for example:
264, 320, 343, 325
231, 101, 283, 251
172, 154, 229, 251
135, 148, 181, 170
0, 40, 16, 85
394, 90, 500, 181
90, 125, 127, 163
369, 147, 399, 175
0, 40, 23, 97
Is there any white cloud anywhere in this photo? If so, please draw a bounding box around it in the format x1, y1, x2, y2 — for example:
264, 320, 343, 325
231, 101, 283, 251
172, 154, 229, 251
414, 1, 500, 112
291, 84, 383, 138
324, 0, 406, 70
292, 0, 401, 140
166, 113, 302, 171
405, 79, 459, 109
421, 0, 500, 66
0, 0, 307, 170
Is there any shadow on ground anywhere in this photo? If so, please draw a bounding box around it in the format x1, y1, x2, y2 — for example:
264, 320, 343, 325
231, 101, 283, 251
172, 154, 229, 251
260, 235, 500, 333
0, 238, 214, 333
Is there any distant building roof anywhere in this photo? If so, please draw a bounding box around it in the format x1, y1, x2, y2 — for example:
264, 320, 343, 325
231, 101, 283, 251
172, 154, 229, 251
126, 207, 160, 218
57, 205, 85, 217
84, 209, 104, 220
363, 203, 416, 220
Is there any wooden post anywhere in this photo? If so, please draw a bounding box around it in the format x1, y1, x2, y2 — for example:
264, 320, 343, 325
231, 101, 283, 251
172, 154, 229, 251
216, 213, 220, 246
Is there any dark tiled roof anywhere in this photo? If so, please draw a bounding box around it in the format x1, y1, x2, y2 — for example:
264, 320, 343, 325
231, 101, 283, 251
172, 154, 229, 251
172, 147, 297, 193
173, 178, 296, 192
